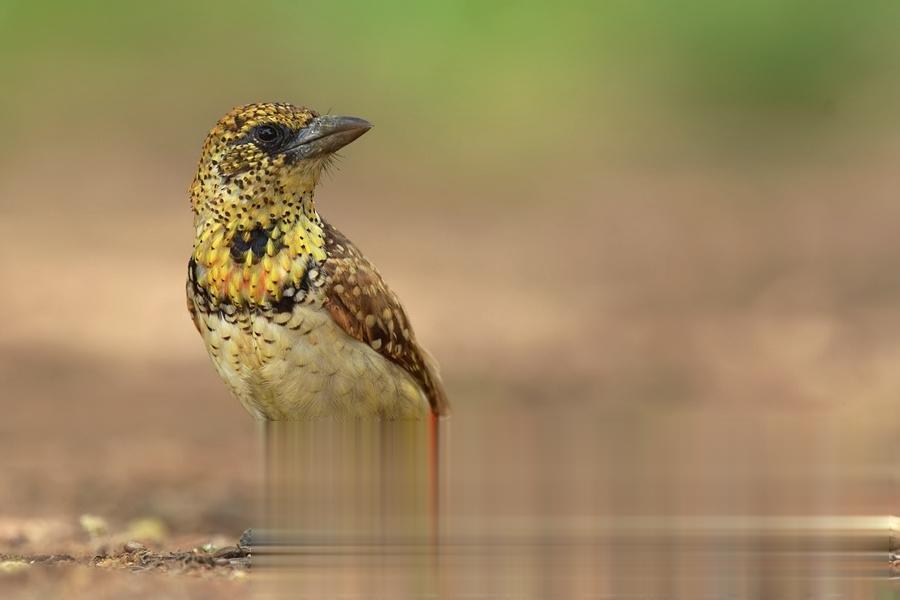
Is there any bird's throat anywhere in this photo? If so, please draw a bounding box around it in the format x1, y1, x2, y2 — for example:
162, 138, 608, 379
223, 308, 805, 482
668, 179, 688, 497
192, 192, 326, 307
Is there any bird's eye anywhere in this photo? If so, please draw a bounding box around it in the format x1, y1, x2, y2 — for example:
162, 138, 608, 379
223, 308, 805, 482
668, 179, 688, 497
253, 124, 283, 145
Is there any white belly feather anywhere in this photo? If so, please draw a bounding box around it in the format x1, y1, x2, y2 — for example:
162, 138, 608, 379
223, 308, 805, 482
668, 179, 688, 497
196, 304, 430, 419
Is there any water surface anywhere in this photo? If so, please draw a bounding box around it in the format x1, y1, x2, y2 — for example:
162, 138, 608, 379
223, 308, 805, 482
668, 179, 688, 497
252, 403, 899, 599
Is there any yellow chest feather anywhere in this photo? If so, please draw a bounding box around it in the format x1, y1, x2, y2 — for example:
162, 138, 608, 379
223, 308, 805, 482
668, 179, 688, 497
192, 215, 326, 307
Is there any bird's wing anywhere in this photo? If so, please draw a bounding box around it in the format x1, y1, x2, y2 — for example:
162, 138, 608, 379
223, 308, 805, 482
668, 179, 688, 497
321, 221, 449, 415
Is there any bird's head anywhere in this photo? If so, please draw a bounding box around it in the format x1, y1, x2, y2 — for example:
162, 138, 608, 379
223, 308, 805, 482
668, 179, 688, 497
190, 102, 371, 222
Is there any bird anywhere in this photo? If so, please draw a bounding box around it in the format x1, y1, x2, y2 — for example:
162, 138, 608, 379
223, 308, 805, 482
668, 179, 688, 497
186, 102, 448, 419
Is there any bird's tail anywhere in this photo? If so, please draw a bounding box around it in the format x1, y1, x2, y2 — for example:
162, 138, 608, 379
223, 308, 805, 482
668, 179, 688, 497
421, 346, 450, 416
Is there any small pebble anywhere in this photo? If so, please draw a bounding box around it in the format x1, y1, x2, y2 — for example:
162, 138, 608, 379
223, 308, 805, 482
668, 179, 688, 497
0, 560, 30, 575
79, 514, 108, 538
125, 517, 167, 543
124, 541, 145, 553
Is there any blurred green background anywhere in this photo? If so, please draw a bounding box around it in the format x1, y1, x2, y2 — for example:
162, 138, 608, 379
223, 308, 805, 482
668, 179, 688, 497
3, 1, 900, 162
2, 0, 900, 537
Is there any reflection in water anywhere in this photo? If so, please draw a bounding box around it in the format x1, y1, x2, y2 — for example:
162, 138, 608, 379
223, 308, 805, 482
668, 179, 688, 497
251, 406, 897, 599
254, 418, 444, 598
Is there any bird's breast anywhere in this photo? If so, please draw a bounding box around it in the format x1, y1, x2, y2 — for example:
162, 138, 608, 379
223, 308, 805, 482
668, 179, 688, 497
192, 299, 430, 419
191, 215, 327, 308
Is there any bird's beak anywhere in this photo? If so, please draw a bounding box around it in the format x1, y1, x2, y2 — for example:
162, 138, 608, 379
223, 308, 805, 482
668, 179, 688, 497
285, 115, 372, 159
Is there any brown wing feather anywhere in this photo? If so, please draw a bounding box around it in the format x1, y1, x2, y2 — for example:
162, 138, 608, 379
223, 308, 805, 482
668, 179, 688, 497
321, 221, 449, 415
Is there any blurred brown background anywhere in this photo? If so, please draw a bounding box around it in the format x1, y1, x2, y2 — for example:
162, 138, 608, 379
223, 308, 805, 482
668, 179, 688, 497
2, 0, 900, 553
